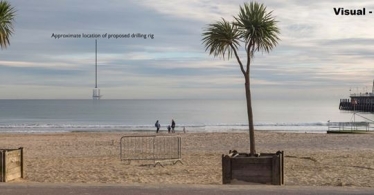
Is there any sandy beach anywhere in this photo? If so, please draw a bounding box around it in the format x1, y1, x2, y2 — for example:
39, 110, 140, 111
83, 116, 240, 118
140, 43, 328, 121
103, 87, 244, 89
1, 131, 374, 187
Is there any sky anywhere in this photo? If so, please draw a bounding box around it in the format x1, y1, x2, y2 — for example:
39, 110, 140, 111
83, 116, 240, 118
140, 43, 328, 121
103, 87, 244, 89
1, 0, 374, 100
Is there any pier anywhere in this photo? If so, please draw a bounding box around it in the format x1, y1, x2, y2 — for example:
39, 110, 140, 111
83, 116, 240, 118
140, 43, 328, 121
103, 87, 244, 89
339, 80, 374, 112
339, 97, 374, 112
339, 95, 374, 112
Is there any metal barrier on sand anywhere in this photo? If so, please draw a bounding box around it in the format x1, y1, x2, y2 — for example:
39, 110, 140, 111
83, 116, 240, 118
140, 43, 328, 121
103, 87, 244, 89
120, 135, 182, 167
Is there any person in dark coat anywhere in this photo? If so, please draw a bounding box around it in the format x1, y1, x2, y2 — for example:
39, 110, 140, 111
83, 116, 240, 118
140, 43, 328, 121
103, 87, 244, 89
171, 119, 176, 133
155, 120, 161, 133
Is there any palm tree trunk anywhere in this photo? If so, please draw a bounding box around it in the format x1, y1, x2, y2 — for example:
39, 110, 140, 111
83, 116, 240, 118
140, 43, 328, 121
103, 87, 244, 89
245, 75, 256, 155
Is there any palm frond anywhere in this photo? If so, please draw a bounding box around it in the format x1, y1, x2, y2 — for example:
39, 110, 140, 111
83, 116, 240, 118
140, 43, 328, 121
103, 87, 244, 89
0, 0, 16, 49
233, 2, 280, 57
201, 18, 241, 60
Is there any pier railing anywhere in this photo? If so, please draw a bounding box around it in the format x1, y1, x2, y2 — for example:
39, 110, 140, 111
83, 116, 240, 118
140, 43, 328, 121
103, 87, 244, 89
327, 121, 371, 131
350, 92, 374, 97
120, 135, 182, 166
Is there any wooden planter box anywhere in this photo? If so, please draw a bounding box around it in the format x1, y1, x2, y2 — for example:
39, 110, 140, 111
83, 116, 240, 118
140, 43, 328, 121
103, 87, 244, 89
222, 151, 284, 185
0, 147, 24, 182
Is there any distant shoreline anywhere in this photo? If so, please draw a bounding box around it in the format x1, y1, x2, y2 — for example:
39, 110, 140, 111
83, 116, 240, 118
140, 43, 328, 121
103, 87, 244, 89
0, 128, 331, 134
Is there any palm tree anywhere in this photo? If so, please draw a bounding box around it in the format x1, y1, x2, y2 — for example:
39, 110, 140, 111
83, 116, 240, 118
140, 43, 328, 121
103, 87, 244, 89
0, 0, 15, 49
202, 2, 280, 155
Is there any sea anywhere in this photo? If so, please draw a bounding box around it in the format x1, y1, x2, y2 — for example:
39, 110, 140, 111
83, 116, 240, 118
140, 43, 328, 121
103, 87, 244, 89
0, 99, 373, 134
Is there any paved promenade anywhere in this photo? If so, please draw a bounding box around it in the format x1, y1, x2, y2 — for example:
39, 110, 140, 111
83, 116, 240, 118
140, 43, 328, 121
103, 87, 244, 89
0, 183, 373, 195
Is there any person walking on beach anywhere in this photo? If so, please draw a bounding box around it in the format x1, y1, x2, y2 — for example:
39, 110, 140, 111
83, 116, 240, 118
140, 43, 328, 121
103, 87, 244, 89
171, 119, 176, 133
155, 120, 161, 133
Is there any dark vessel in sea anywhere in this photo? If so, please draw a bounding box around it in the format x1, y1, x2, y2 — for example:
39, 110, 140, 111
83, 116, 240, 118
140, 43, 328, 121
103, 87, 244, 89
339, 80, 374, 112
